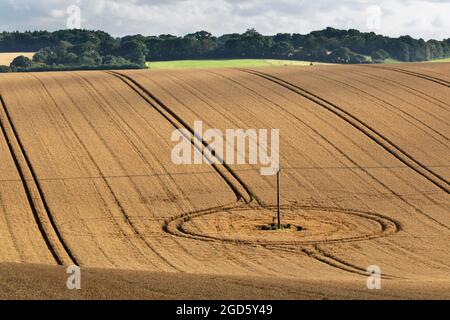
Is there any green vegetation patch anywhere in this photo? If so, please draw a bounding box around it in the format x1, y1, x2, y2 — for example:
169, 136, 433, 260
146, 59, 325, 70
427, 57, 450, 63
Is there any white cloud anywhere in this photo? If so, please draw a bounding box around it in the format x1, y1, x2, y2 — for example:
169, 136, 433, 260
0, 0, 449, 40
50, 9, 65, 19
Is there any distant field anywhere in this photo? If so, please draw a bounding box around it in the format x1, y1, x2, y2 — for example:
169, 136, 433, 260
384, 57, 450, 64
383, 58, 403, 64
0, 52, 35, 66
146, 59, 329, 69
145, 57, 450, 70
428, 57, 450, 63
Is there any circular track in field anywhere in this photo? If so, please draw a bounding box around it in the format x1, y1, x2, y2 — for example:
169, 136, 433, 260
164, 205, 400, 246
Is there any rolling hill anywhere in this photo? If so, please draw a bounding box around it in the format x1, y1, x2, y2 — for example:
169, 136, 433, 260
0, 63, 449, 299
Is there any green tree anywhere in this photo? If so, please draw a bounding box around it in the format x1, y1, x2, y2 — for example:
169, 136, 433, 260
371, 49, 390, 62
328, 47, 367, 64
102, 55, 132, 65
291, 33, 304, 48
271, 41, 294, 57
10, 55, 33, 69
274, 33, 292, 43
116, 39, 148, 65
0, 65, 12, 73
77, 51, 102, 65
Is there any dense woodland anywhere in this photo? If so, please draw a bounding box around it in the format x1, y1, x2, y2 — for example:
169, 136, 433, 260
1, 28, 450, 72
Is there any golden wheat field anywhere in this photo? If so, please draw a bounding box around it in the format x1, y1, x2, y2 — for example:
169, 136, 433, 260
0, 52, 35, 66
0, 63, 449, 299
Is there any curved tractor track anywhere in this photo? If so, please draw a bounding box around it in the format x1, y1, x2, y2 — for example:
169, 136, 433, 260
163, 202, 401, 279
238, 68, 450, 195
163, 203, 400, 245
362, 65, 450, 88
0, 95, 76, 266
105, 71, 258, 206
103, 70, 412, 278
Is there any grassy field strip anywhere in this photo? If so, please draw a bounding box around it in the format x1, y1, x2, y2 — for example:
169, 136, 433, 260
146, 58, 450, 69
145, 59, 331, 69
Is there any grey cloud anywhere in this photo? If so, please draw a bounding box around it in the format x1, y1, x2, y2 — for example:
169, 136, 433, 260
0, 0, 449, 40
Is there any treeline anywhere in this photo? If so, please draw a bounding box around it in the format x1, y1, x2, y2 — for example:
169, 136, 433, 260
0, 29, 146, 72
144, 28, 450, 63
1, 28, 450, 72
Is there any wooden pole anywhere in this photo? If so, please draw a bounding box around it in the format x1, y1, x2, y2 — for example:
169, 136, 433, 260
277, 167, 281, 229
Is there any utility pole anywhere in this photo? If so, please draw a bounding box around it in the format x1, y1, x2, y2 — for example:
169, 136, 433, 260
276, 167, 281, 229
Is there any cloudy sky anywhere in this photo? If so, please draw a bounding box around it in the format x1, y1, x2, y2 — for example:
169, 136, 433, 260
1, 0, 449, 40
